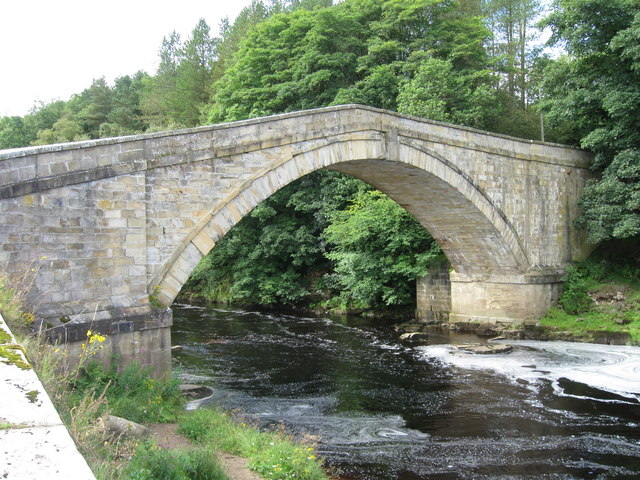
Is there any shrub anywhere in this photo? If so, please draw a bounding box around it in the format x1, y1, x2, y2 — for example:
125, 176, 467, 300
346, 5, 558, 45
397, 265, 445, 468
560, 265, 593, 314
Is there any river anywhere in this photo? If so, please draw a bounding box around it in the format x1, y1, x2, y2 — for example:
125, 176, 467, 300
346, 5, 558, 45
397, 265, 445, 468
171, 303, 640, 479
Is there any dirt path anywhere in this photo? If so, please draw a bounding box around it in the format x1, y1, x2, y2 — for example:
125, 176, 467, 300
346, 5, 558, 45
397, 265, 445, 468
148, 423, 263, 480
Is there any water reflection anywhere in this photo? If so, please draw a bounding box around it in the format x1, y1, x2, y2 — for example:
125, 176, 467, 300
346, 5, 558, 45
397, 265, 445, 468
172, 303, 640, 479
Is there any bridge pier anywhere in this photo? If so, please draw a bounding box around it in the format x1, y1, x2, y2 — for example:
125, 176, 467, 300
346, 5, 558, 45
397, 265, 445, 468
45, 308, 173, 377
417, 270, 564, 326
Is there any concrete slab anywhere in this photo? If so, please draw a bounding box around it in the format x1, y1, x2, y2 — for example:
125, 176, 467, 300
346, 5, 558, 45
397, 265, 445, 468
0, 314, 96, 479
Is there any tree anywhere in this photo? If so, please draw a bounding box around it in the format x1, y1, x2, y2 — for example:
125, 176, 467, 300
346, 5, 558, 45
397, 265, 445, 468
184, 171, 369, 306
141, 20, 218, 128
107, 72, 149, 134
323, 190, 444, 309
207, 5, 367, 122
0, 117, 31, 149
397, 56, 499, 129
32, 116, 87, 145
175, 19, 217, 126
140, 31, 184, 128
485, 0, 543, 107
541, 0, 640, 243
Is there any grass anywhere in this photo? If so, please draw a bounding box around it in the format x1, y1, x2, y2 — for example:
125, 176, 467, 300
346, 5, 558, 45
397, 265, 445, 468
122, 444, 229, 480
541, 307, 640, 344
539, 244, 640, 344
178, 408, 329, 480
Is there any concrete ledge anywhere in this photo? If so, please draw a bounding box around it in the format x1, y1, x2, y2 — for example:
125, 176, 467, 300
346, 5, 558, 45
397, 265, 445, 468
0, 313, 96, 479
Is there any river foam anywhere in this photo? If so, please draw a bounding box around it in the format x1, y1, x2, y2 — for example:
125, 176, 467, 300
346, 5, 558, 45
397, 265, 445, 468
417, 341, 640, 403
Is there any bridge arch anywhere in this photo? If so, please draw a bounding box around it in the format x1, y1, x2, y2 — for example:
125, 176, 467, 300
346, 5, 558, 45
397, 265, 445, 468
152, 131, 530, 307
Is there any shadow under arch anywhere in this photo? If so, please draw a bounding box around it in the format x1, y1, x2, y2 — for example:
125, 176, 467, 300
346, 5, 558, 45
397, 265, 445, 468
151, 131, 530, 307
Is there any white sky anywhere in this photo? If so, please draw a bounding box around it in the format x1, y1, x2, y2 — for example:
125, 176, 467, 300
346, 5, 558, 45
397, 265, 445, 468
0, 0, 255, 117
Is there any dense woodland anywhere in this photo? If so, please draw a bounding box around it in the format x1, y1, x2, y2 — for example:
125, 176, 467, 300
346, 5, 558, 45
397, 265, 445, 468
1, 0, 638, 311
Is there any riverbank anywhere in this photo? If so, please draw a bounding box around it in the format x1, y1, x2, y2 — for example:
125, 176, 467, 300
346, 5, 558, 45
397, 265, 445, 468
392, 277, 640, 347
0, 272, 331, 480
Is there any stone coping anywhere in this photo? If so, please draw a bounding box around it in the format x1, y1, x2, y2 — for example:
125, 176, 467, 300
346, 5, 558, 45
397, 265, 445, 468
0, 313, 96, 479
0, 104, 584, 161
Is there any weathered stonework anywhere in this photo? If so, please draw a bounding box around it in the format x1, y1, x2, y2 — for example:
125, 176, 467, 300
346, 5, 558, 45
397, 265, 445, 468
416, 265, 451, 322
0, 105, 593, 364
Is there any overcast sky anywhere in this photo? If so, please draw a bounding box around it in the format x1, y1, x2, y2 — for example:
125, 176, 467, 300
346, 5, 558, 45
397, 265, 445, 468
0, 0, 255, 117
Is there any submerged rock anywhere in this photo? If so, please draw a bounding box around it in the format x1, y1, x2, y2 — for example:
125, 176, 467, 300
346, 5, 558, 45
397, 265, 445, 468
394, 320, 426, 333
454, 343, 513, 354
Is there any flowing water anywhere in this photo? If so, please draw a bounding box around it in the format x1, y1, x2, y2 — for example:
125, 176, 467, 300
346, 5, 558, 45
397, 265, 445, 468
171, 303, 640, 479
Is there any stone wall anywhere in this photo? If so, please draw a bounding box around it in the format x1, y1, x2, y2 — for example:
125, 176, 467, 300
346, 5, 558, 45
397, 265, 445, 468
416, 265, 451, 322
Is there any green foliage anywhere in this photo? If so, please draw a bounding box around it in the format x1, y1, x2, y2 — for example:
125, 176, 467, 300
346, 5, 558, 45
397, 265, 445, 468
72, 361, 183, 423
541, 0, 640, 242
323, 190, 445, 309
141, 20, 218, 128
177, 408, 329, 480
397, 57, 500, 129
207, 5, 366, 122
0, 74, 150, 149
575, 149, 640, 243
183, 171, 368, 306
559, 265, 594, 314
557, 240, 640, 313
124, 444, 229, 480
542, 243, 640, 343
0, 117, 31, 149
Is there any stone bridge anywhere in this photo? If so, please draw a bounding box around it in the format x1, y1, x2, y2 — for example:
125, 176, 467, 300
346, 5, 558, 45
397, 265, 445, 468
0, 105, 591, 368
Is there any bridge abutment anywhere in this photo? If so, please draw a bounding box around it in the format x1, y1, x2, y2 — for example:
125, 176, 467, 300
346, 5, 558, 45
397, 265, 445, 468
449, 271, 564, 325
416, 270, 564, 326
416, 265, 452, 322
45, 308, 173, 377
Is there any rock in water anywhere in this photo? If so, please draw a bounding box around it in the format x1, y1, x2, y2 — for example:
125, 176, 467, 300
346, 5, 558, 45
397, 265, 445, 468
179, 384, 213, 400
399, 332, 429, 345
